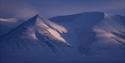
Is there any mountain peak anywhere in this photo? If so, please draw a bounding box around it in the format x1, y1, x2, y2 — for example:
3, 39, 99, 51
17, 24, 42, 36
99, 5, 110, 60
0, 14, 70, 49
20, 14, 39, 27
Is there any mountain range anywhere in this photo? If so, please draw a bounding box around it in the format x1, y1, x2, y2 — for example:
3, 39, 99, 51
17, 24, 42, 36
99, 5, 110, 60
0, 12, 125, 63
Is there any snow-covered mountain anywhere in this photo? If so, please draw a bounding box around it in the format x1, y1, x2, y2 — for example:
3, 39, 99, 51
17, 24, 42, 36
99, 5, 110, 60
50, 12, 105, 54
0, 12, 125, 63
49, 12, 125, 61
50, 12, 125, 47
0, 15, 70, 51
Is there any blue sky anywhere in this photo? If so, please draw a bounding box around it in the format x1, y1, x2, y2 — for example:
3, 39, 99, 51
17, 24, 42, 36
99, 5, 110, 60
0, 0, 125, 18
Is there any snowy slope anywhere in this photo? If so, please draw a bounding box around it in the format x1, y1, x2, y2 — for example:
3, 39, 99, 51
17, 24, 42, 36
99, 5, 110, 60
0, 12, 125, 63
0, 15, 70, 50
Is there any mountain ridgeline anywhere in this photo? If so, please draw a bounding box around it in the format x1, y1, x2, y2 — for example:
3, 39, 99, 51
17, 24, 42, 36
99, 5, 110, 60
0, 12, 125, 63
0, 15, 70, 51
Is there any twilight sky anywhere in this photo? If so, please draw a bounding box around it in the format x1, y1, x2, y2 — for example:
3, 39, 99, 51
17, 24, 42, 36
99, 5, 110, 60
0, 0, 125, 18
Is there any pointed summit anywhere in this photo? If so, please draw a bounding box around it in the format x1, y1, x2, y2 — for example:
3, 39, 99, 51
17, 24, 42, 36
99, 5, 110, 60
0, 14, 70, 49
0, 15, 40, 44
19, 14, 39, 27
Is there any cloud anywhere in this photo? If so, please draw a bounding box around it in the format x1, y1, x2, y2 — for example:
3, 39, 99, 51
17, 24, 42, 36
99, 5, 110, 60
24, 0, 125, 17
0, 0, 125, 18
0, 0, 38, 20
0, 18, 17, 25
